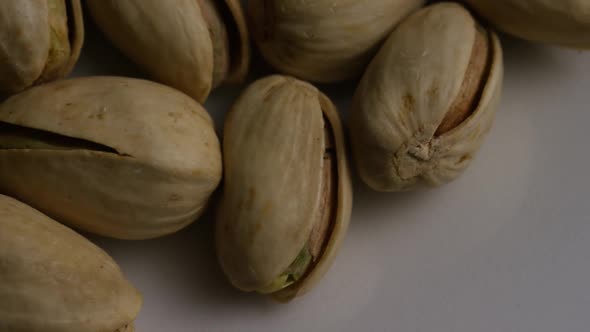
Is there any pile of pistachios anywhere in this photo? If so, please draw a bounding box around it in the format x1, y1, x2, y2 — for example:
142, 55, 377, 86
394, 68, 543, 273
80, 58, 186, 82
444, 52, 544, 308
1, 0, 588, 330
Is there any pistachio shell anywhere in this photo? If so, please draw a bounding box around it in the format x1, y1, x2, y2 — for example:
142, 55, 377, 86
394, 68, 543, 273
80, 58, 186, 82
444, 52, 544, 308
350, 3, 503, 192
87, 0, 250, 103
464, 0, 590, 49
0, 194, 142, 332
0, 0, 84, 94
0, 77, 222, 240
198, 0, 231, 88
37, 0, 71, 83
248, 0, 424, 83
216, 75, 352, 301
0, 0, 49, 92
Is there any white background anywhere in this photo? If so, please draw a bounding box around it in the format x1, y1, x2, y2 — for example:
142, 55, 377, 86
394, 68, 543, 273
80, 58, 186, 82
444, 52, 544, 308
73, 13, 590, 332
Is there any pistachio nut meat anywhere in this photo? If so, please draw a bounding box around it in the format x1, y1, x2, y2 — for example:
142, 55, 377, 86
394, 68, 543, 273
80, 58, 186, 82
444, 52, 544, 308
463, 0, 590, 49
350, 2, 504, 192
248, 0, 425, 83
0, 0, 84, 94
0, 77, 222, 240
217, 75, 353, 302
0, 194, 142, 332
87, 0, 250, 103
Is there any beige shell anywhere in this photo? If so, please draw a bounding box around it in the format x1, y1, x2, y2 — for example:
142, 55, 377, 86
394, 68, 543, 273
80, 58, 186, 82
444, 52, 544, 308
216, 75, 352, 301
464, 0, 590, 49
87, 0, 250, 103
248, 0, 424, 83
0, 194, 142, 332
0, 0, 84, 94
0, 77, 222, 240
350, 3, 504, 192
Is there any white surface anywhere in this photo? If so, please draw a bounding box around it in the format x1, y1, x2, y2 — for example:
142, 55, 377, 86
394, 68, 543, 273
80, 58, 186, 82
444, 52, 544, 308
73, 20, 590, 332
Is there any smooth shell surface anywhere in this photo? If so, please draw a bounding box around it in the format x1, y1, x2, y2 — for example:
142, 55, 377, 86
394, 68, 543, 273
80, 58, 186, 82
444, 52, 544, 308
0, 0, 84, 94
351, 3, 503, 192
249, 0, 424, 82
464, 0, 590, 48
0, 194, 142, 332
0, 0, 49, 92
0, 77, 222, 239
87, 0, 250, 103
217, 75, 352, 300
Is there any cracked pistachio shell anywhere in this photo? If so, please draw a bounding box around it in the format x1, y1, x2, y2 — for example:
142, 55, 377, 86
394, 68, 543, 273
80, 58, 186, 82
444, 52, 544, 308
0, 0, 84, 94
0, 194, 142, 332
464, 0, 590, 49
248, 0, 425, 83
350, 3, 503, 192
87, 0, 250, 103
216, 75, 352, 301
0, 77, 222, 240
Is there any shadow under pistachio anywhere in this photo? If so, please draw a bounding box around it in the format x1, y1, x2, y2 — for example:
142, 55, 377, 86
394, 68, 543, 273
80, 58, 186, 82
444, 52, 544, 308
501, 34, 564, 70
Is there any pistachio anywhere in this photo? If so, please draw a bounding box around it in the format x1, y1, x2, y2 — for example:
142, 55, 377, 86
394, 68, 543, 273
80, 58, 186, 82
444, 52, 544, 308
0, 0, 84, 94
248, 0, 424, 83
0, 77, 222, 240
197, 0, 231, 88
216, 75, 353, 302
463, 0, 590, 49
350, 3, 503, 192
87, 0, 250, 103
0, 194, 142, 332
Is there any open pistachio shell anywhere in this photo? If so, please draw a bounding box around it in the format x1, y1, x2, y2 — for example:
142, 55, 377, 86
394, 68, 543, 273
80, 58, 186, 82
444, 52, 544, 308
87, 0, 250, 103
350, 3, 503, 192
0, 194, 142, 332
0, 0, 84, 94
248, 0, 424, 83
0, 77, 222, 240
217, 75, 353, 302
463, 0, 590, 49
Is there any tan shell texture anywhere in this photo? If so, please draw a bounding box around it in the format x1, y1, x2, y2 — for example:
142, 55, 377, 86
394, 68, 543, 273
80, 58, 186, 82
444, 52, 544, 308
464, 0, 590, 49
0, 0, 84, 94
87, 0, 250, 103
217, 75, 352, 301
0, 194, 142, 332
0, 77, 222, 240
248, 0, 425, 83
350, 3, 504, 192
